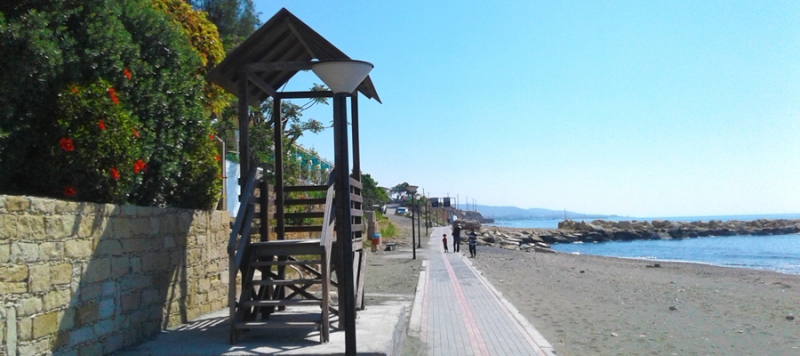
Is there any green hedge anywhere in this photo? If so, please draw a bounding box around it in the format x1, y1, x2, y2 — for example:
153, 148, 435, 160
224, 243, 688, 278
0, 0, 220, 209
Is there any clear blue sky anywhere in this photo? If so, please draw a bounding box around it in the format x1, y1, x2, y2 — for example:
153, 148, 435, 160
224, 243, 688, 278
253, 1, 800, 218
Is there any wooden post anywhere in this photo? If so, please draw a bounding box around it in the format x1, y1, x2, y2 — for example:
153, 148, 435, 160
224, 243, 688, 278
259, 180, 269, 241
273, 96, 287, 306
274, 97, 284, 240
333, 93, 357, 355
228, 253, 237, 343
321, 250, 330, 342
355, 249, 367, 310
351, 94, 360, 181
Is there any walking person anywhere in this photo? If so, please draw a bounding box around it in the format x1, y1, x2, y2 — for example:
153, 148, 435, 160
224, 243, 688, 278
468, 228, 478, 258
442, 234, 448, 252
452, 223, 461, 253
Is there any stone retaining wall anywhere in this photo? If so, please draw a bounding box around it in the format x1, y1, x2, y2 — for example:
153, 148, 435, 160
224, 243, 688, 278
0, 195, 229, 356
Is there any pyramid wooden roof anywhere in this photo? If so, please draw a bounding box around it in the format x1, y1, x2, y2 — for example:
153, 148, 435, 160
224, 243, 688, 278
206, 8, 381, 105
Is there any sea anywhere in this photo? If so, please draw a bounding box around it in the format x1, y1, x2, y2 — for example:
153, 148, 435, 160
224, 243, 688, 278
488, 214, 800, 275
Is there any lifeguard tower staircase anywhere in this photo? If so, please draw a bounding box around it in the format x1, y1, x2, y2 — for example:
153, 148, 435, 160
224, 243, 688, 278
206, 8, 381, 344
227, 165, 367, 342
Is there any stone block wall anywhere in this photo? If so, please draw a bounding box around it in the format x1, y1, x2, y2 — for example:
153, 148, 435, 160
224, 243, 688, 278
0, 195, 229, 356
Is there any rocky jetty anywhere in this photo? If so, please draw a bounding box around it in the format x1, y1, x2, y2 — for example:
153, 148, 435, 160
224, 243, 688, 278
473, 219, 800, 252
555, 218, 800, 242
471, 227, 557, 253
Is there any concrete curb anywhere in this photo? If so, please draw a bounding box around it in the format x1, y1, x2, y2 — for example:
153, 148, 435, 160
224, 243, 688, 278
407, 260, 429, 338
389, 304, 408, 356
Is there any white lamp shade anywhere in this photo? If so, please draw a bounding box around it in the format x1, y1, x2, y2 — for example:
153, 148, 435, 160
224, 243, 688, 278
406, 185, 418, 194
311, 60, 374, 94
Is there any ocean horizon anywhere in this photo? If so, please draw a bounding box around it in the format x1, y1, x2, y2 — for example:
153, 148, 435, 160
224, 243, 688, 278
488, 213, 800, 230
488, 213, 800, 275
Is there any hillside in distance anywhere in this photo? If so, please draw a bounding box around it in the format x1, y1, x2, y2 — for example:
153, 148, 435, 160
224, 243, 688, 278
474, 205, 616, 220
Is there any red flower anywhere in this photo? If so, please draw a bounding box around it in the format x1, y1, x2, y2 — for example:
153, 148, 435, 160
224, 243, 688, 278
70, 87, 79, 95
133, 159, 147, 174
217, 174, 222, 179
110, 167, 119, 180
108, 87, 119, 105
63, 186, 76, 197
215, 154, 221, 162
209, 133, 214, 140
132, 128, 140, 138
124, 68, 132, 80
59, 138, 74, 152
98, 119, 105, 131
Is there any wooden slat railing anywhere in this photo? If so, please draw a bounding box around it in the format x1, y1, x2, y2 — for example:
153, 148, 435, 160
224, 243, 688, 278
228, 165, 264, 268
228, 164, 260, 343
320, 183, 336, 264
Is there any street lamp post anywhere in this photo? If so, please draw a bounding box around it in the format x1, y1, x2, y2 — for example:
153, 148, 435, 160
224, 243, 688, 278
406, 185, 418, 259
311, 59, 373, 356
416, 195, 422, 248
424, 192, 429, 236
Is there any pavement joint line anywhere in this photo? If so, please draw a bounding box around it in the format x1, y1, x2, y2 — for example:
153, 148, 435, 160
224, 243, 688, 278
413, 226, 558, 356
408, 259, 428, 338
365, 292, 415, 298
459, 248, 557, 356
441, 248, 491, 356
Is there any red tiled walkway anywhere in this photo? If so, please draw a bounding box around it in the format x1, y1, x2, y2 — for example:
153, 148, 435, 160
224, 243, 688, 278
410, 226, 556, 356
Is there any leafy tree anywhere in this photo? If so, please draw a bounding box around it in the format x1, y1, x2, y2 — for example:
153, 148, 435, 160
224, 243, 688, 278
390, 182, 410, 200
189, 0, 260, 52
243, 88, 329, 185
153, 0, 229, 114
361, 173, 389, 210
186, 2, 334, 188
0, 0, 221, 209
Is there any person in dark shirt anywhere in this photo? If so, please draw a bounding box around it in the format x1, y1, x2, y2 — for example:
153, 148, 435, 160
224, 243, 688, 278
452, 223, 462, 253
442, 234, 448, 252
468, 228, 478, 258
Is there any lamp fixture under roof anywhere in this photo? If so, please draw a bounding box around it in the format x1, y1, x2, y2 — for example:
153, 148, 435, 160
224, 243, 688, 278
311, 60, 374, 94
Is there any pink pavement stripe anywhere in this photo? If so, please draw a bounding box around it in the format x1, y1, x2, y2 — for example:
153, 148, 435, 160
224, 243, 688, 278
470, 261, 550, 356
441, 252, 491, 356
420, 260, 431, 342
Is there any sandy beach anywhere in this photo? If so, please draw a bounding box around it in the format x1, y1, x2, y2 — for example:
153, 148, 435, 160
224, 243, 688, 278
366, 214, 799, 355
473, 243, 800, 355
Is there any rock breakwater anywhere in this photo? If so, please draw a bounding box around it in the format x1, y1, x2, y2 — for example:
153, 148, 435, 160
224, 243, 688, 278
553, 218, 800, 243
470, 219, 800, 253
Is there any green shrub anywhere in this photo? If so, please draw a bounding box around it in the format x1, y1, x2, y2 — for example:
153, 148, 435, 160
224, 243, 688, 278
49, 80, 143, 203
0, 0, 220, 209
380, 222, 397, 238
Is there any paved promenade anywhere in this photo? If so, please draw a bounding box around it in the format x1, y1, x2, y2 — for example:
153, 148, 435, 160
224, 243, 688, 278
409, 226, 556, 356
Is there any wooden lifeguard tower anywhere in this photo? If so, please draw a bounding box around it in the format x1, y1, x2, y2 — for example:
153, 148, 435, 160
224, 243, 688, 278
205, 8, 381, 347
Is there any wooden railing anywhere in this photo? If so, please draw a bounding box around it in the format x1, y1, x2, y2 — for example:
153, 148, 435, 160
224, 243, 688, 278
228, 164, 260, 341
226, 167, 365, 341
228, 164, 259, 270
320, 183, 335, 266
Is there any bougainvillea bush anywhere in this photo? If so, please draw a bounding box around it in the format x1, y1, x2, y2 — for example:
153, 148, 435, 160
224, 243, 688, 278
0, 0, 224, 209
